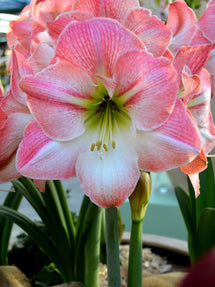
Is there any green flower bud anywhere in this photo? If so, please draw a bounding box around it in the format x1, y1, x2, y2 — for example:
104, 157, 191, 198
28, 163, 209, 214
129, 171, 151, 222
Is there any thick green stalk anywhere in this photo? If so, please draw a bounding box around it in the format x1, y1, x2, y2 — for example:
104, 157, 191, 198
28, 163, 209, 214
105, 207, 121, 287
127, 220, 143, 287
85, 206, 102, 287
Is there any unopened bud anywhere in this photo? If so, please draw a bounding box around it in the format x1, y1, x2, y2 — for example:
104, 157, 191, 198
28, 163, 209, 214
129, 171, 151, 222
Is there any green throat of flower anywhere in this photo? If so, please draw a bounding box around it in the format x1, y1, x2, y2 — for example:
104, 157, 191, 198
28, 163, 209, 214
84, 82, 131, 153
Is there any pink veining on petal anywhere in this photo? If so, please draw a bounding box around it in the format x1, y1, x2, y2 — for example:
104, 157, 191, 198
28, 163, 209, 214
173, 45, 213, 86
167, 0, 197, 53
124, 8, 171, 56
134, 99, 201, 172
55, 18, 144, 77
17, 120, 87, 179
198, 0, 215, 43
114, 50, 178, 130
20, 60, 95, 141
47, 11, 94, 42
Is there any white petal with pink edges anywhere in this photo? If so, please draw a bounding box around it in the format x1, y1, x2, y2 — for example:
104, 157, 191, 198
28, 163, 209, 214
17, 121, 88, 179
76, 139, 140, 208
133, 99, 201, 172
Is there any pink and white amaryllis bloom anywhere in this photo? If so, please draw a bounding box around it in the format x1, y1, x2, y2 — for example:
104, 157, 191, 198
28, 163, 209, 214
18, 19, 201, 207
0, 49, 33, 182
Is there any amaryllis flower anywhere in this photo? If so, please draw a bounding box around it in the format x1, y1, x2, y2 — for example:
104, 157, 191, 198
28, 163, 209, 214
17, 19, 201, 207
0, 50, 33, 182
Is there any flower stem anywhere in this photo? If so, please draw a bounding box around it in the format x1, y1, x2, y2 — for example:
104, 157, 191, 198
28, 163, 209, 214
85, 205, 102, 287
105, 207, 121, 287
127, 220, 143, 287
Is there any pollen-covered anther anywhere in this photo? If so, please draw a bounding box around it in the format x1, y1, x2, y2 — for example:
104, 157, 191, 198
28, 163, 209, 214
112, 141, 116, 149
103, 144, 108, 152
90, 140, 116, 152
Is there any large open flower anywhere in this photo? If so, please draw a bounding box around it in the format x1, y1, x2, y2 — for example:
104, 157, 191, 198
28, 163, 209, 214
18, 18, 201, 207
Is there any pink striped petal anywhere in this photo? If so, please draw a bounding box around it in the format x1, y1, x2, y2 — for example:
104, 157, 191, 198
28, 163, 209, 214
133, 99, 201, 172
1, 90, 29, 115
173, 45, 213, 86
180, 66, 202, 103
180, 150, 207, 175
0, 113, 32, 166
198, 0, 215, 43
124, 8, 171, 56
187, 69, 211, 127
17, 121, 87, 179
8, 8, 32, 52
20, 60, 95, 141
72, 0, 104, 16
0, 155, 21, 183
31, 0, 73, 27
29, 42, 55, 73
10, 49, 33, 106
167, 0, 197, 53
103, 0, 139, 22
76, 141, 140, 207
188, 174, 200, 197
199, 112, 215, 154
47, 11, 93, 42
205, 49, 215, 95
55, 18, 144, 77
114, 50, 178, 130
73, 0, 139, 21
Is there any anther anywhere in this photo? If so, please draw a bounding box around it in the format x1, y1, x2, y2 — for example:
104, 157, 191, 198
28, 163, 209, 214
96, 141, 102, 151
103, 144, 108, 152
112, 141, 116, 149
90, 143, 95, 152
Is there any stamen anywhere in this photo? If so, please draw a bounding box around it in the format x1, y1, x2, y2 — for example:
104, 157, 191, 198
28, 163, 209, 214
90, 143, 95, 151
96, 141, 102, 151
112, 141, 116, 149
103, 144, 108, 152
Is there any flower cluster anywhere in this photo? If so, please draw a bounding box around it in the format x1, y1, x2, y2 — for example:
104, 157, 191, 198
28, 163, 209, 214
0, 0, 215, 207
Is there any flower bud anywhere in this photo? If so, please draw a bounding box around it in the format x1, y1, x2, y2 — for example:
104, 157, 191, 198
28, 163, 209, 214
129, 171, 151, 222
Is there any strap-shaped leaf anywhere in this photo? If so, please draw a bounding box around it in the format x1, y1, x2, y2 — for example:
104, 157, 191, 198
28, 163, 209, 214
197, 208, 215, 257
175, 186, 197, 262
0, 190, 23, 265
196, 158, 215, 221
0, 205, 67, 280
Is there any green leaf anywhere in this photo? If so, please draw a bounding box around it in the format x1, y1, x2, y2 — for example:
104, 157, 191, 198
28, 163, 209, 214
175, 187, 197, 262
0, 205, 67, 280
197, 208, 215, 257
0, 190, 23, 265
196, 158, 215, 222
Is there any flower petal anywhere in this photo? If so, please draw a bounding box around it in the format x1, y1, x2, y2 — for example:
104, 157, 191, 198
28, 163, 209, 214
0, 154, 21, 183
76, 141, 140, 207
54, 18, 144, 77
198, 0, 215, 43
47, 11, 94, 42
0, 113, 32, 166
124, 8, 171, 56
174, 45, 213, 86
133, 99, 201, 172
114, 50, 178, 130
180, 149, 207, 175
167, 0, 197, 53
20, 60, 95, 140
17, 120, 87, 179
31, 0, 73, 27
